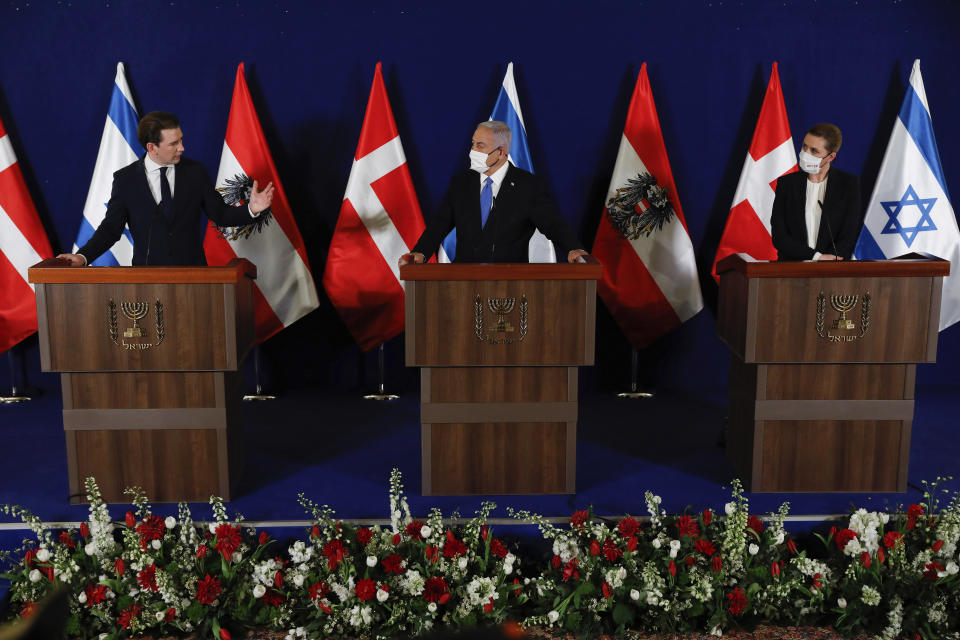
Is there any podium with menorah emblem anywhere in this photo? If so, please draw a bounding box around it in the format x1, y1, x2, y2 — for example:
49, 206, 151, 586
716, 255, 949, 492
28, 258, 256, 503
400, 260, 602, 495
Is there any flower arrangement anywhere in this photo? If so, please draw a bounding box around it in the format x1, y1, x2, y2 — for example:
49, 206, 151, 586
2, 474, 959, 639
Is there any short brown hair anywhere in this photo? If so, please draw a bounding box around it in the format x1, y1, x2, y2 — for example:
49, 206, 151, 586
137, 111, 180, 149
807, 123, 842, 153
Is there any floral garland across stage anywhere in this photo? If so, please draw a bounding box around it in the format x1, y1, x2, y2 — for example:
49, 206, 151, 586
1, 472, 959, 639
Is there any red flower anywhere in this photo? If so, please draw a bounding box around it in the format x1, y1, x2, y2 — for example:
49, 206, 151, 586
23, 549, 36, 567
626, 536, 638, 552
483, 596, 495, 613
443, 530, 467, 558
439, 593, 451, 604
114, 557, 126, 576
694, 539, 716, 556
812, 573, 823, 590
425, 545, 439, 563
685, 556, 695, 566
355, 527, 373, 547
878, 548, 886, 563
197, 573, 223, 605
196, 544, 207, 559
602, 538, 622, 563
309, 581, 330, 601
405, 521, 425, 540
214, 524, 242, 560
264, 589, 286, 607
79, 522, 90, 539
562, 558, 579, 582
601, 581, 613, 599
932, 539, 944, 552
702, 509, 713, 525
589, 539, 601, 556
924, 561, 944, 581
668, 561, 677, 577
480, 525, 489, 541
40, 566, 54, 582
726, 587, 748, 616
423, 576, 449, 603
787, 539, 797, 555
712, 555, 722, 572
570, 509, 590, 528
907, 504, 924, 530
884, 531, 903, 548
382, 553, 404, 574
136, 514, 166, 549
355, 578, 377, 602
220, 629, 232, 640
490, 538, 508, 559
551, 555, 562, 569
259, 531, 270, 545
746, 515, 763, 535
19, 601, 36, 618
861, 551, 872, 568
322, 539, 349, 570
164, 607, 175, 622
274, 570, 283, 588
770, 561, 780, 577
675, 515, 699, 538
58, 531, 74, 548
834, 528, 857, 551
387, 532, 399, 545
137, 564, 158, 592
310, 525, 321, 539
118, 603, 143, 629
618, 516, 639, 537
125, 511, 136, 527
84, 583, 107, 606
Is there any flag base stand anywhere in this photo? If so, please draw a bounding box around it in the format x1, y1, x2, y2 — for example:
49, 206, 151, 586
1, 395, 31, 405
363, 344, 398, 401
242, 347, 276, 402
616, 347, 654, 399
243, 385, 276, 402
2, 351, 33, 404
616, 391, 654, 399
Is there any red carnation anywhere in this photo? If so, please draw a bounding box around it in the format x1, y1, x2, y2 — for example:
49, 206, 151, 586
626, 536, 638, 552
834, 528, 857, 551
907, 504, 924, 530
136, 514, 166, 549
746, 515, 763, 535
405, 521, 425, 540
618, 516, 639, 537
490, 537, 508, 559
694, 539, 716, 556
322, 539, 349, 571
602, 538, 622, 563
309, 581, 330, 601
264, 589, 286, 607
861, 551, 872, 568
214, 524, 242, 560
355, 578, 377, 602
137, 564, 159, 592
726, 586, 748, 616
685, 556, 695, 566
932, 539, 944, 552
58, 531, 74, 548
601, 581, 613, 599
382, 553, 404, 574
675, 515, 699, 538
884, 531, 903, 548
85, 583, 107, 606
118, 602, 143, 629
570, 509, 590, 528
442, 530, 467, 558
356, 527, 373, 547
423, 576, 449, 603
197, 573, 223, 605
668, 560, 677, 577
79, 522, 90, 539
702, 509, 713, 525
924, 561, 944, 581
562, 557, 579, 582
712, 555, 722, 572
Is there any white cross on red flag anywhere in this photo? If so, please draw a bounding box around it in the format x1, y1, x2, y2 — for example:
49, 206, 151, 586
204, 63, 319, 344
0, 112, 53, 354
711, 62, 797, 279
322, 62, 427, 351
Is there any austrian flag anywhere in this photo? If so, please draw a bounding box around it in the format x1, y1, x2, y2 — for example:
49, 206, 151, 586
204, 63, 319, 344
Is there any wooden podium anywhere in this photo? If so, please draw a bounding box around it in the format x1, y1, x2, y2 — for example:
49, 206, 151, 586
400, 261, 601, 495
716, 255, 948, 492
28, 258, 256, 503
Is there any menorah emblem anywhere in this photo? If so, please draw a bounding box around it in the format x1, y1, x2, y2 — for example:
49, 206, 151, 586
121, 301, 149, 338
830, 294, 858, 331
488, 297, 516, 333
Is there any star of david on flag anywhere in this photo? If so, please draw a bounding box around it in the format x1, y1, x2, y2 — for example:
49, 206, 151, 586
854, 60, 960, 331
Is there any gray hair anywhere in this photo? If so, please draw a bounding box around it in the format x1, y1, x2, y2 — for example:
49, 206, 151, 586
477, 120, 512, 153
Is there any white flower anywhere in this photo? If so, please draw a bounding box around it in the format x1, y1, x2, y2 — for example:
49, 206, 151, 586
749, 543, 759, 555
36, 548, 51, 562
775, 532, 785, 545
77, 592, 87, 604
164, 516, 177, 529
253, 584, 266, 598
880, 513, 890, 524
837, 597, 847, 608
232, 552, 242, 563
629, 589, 640, 601
181, 598, 190, 607
458, 556, 468, 569
420, 525, 432, 538
293, 574, 304, 587
209, 523, 218, 534
152, 539, 162, 550
547, 610, 560, 624
711, 626, 722, 637
99, 635, 108, 640
366, 555, 378, 567
129, 588, 139, 597
155, 611, 165, 622
669, 548, 678, 559
653, 496, 662, 504
504, 565, 513, 575
84, 542, 96, 556
505, 552, 516, 565
376, 588, 389, 602
296, 629, 306, 638
946, 561, 959, 575
725, 502, 736, 516
652, 538, 661, 549
28, 569, 42, 583
428, 602, 437, 613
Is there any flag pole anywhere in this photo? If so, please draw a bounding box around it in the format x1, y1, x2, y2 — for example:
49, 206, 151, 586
242, 346, 275, 401
616, 347, 654, 399
364, 343, 398, 401
1, 350, 31, 404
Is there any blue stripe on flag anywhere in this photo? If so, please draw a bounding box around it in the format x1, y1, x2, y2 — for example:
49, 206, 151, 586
491, 89, 534, 173
75, 216, 125, 266
441, 229, 457, 261
108, 83, 141, 153
853, 226, 887, 260
900, 85, 950, 199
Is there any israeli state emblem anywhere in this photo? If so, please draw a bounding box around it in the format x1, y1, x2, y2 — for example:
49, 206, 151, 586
213, 173, 274, 241
606, 172, 675, 240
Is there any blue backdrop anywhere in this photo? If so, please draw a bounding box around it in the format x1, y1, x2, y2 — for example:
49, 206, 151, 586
2, 0, 959, 393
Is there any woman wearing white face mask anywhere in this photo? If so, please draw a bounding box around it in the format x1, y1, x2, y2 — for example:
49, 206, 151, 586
770, 123, 862, 261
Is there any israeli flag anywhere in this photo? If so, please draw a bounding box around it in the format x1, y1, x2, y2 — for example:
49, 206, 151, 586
440, 62, 556, 263
73, 62, 140, 265
854, 60, 960, 331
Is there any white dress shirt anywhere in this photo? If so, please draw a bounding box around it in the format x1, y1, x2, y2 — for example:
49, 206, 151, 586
804, 176, 828, 259
143, 154, 175, 203
480, 161, 510, 200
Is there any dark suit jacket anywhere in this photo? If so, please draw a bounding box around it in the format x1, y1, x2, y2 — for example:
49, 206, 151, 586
412, 164, 582, 263
770, 168, 863, 261
78, 156, 254, 266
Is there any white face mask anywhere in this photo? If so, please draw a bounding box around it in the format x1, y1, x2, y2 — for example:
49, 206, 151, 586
798, 150, 824, 173
469, 148, 496, 174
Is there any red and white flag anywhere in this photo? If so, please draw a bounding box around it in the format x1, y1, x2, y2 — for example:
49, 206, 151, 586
322, 62, 426, 351
204, 63, 319, 344
592, 63, 703, 350
711, 62, 797, 278
0, 113, 54, 354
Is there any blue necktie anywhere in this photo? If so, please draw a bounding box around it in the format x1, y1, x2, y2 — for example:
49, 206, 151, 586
480, 176, 493, 228
159, 166, 173, 219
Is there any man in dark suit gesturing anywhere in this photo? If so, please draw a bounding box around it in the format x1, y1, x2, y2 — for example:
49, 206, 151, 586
770, 122, 862, 261
399, 121, 587, 265
58, 111, 274, 267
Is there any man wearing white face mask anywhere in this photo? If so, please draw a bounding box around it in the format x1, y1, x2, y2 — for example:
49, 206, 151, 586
399, 121, 587, 265
770, 123, 862, 261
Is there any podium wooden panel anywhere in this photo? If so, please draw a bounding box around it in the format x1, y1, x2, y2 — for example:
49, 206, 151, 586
28, 258, 256, 503
401, 261, 601, 495
716, 255, 948, 492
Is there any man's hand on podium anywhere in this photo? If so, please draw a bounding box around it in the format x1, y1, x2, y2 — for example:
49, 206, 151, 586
398, 252, 425, 267
55, 253, 86, 266
567, 249, 589, 263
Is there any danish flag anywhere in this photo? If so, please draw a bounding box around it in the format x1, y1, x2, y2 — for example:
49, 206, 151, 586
322, 63, 427, 350
711, 62, 797, 278
0, 112, 54, 353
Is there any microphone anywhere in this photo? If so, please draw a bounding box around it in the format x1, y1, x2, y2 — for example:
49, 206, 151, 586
488, 195, 498, 261
819, 200, 840, 260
